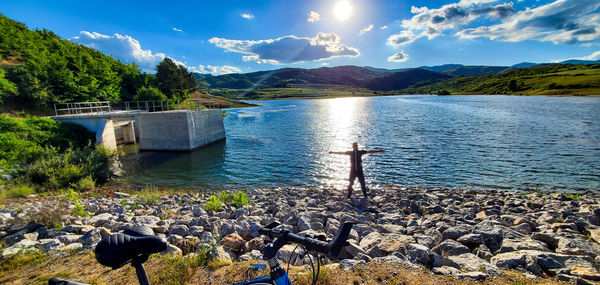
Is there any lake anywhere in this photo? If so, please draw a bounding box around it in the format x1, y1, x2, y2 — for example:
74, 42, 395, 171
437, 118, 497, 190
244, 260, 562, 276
119, 95, 600, 192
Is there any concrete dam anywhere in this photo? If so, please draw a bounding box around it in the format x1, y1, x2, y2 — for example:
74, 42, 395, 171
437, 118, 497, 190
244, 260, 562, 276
52, 104, 226, 151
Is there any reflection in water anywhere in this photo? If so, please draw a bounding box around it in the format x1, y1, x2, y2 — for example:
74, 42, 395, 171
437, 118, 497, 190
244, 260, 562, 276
120, 95, 600, 191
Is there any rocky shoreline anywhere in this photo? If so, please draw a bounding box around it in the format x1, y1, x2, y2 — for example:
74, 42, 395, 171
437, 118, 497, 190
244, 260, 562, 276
2, 186, 600, 284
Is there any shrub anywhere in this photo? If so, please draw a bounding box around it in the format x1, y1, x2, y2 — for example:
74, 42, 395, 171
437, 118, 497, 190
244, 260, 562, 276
72, 202, 89, 217
0, 184, 34, 201
71, 175, 95, 192
218, 190, 234, 204
59, 188, 81, 201
204, 195, 223, 211
135, 186, 161, 206
231, 191, 250, 208
30, 202, 69, 230
133, 86, 168, 101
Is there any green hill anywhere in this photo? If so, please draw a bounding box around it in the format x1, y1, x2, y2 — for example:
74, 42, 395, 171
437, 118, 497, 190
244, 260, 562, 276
0, 14, 157, 112
398, 63, 600, 95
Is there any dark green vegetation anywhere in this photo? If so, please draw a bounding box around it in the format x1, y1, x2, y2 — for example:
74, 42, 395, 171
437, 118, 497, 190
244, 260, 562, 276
0, 115, 113, 191
398, 64, 600, 96
197, 63, 600, 99
0, 14, 196, 113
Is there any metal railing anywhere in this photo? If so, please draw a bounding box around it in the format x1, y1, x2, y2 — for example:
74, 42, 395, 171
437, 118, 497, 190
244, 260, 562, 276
54, 101, 112, 116
54, 100, 221, 116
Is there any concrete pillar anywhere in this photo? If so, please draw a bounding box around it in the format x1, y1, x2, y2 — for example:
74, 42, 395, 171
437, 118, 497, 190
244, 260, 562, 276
96, 119, 117, 150
122, 121, 136, 144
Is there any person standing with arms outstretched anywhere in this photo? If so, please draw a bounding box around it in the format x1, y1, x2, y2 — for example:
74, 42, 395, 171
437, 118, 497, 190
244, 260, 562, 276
329, 142, 385, 199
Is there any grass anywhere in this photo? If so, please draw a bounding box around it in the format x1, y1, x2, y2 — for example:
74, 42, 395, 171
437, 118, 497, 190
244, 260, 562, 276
564, 193, 583, 200
134, 186, 162, 206
231, 191, 250, 208
72, 201, 90, 217
0, 184, 34, 203
0, 250, 572, 285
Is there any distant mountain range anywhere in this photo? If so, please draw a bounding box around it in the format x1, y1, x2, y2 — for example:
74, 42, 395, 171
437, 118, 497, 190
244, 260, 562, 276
194, 59, 600, 92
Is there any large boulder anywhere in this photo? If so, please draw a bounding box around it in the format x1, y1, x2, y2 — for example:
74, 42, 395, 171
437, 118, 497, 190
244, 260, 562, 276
432, 239, 471, 256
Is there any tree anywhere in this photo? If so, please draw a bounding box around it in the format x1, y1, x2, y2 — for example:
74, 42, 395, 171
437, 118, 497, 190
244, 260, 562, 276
155, 58, 197, 101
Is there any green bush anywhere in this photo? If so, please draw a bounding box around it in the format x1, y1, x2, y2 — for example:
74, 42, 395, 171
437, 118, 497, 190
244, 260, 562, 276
218, 190, 234, 204
231, 191, 250, 208
0, 184, 34, 202
71, 202, 89, 217
204, 195, 223, 211
135, 186, 161, 206
71, 175, 95, 192
133, 86, 167, 101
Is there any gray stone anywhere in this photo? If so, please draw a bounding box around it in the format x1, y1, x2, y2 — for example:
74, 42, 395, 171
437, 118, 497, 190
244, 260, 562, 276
38, 238, 63, 251
60, 243, 83, 251
456, 271, 489, 281
442, 225, 472, 240
431, 266, 461, 275
340, 259, 366, 270
556, 237, 600, 258
457, 233, 484, 248
497, 238, 549, 253
132, 215, 161, 227
359, 232, 382, 251
57, 234, 82, 245
169, 224, 189, 236
89, 213, 113, 226
432, 240, 471, 256
297, 216, 311, 232
406, 243, 434, 268
192, 207, 206, 217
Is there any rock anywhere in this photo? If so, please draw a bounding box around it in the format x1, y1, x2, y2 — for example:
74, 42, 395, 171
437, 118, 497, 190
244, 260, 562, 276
342, 242, 366, 258
457, 233, 484, 248
81, 228, 103, 249
432, 240, 471, 256
246, 237, 264, 252
57, 234, 82, 245
447, 253, 500, 275
442, 225, 471, 240
414, 235, 436, 249
192, 207, 206, 217
589, 228, 600, 244
359, 232, 382, 251
238, 250, 262, 261
297, 216, 311, 232
375, 224, 405, 234
161, 243, 183, 256
570, 265, 600, 281
169, 224, 189, 236
37, 238, 62, 251
457, 271, 488, 281
556, 237, 600, 257
89, 213, 113, 227
220, 233, 245, 251
551, 223, 579, 232
62, 224, 95, 234
432, 266, 461, 275
492, 250, 596, 276
200, 232, 213, 243
405, 243, 434, 268
132, 215, 161, 227
340, 259, 366, 270
497, 238, 549, 253
376, 234, 415, 255
277, 244, 305, 265
60, 243, 83, 251
472, 225, 503, 252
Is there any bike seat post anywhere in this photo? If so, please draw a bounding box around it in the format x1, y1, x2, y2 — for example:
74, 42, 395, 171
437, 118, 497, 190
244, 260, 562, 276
132, 261, 150, 285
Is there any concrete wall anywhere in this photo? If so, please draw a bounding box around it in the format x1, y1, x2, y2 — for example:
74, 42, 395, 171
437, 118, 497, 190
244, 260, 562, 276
137, 109, 225, 151
53, 117, 117, 150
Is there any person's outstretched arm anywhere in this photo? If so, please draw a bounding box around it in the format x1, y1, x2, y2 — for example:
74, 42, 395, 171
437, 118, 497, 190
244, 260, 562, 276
365, 149, 385, 154
329, 151, 349, 155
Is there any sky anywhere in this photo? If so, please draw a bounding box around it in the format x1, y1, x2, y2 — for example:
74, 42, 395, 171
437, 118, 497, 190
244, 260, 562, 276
1, 0, 599, 74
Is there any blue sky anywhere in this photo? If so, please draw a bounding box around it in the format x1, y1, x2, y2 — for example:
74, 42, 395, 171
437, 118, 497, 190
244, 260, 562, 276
1, 0, 599, 74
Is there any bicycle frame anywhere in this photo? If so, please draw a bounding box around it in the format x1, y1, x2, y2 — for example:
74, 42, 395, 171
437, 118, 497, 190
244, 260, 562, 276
232, 258, 292, 285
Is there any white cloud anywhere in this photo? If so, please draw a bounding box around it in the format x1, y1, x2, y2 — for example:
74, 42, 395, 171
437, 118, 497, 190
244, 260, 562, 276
241, 13, 254, 19
308, 11, 320, 22
388, 51, 410, 62
387, 30, 417, 46
208, 32, 359, 64
380, 25, 388, 29
172, 27, 183, 32
189, 65, 242, 75
457, 0, 600, 45
555, 50, 600, 62
359, 24, 374, 35
72, 31, 186, 72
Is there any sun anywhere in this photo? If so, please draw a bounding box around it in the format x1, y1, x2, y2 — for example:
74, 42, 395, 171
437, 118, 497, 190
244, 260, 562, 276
333, 1, 353, 21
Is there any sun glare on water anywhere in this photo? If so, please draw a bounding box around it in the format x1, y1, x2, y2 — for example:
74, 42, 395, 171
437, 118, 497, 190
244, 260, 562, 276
333, 1, 353, 21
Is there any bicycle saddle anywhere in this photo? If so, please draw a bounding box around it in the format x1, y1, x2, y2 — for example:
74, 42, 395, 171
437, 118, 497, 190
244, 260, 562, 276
95, 231, 167, 269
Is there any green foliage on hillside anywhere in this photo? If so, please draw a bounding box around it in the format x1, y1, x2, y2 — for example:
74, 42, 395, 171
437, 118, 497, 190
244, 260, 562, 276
399, 64, 600, 95
0, 115, 113, 191
0, 14, 196, 112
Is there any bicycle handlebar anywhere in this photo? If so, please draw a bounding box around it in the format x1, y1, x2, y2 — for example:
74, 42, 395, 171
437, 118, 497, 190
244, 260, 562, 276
258, 222, 353, 259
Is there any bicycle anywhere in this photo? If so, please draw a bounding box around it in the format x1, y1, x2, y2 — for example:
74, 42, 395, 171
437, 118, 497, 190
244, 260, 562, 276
49, 222, 353, 285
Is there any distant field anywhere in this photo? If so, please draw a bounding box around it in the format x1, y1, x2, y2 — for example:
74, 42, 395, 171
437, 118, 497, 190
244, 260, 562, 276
206, 64, 600, 99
